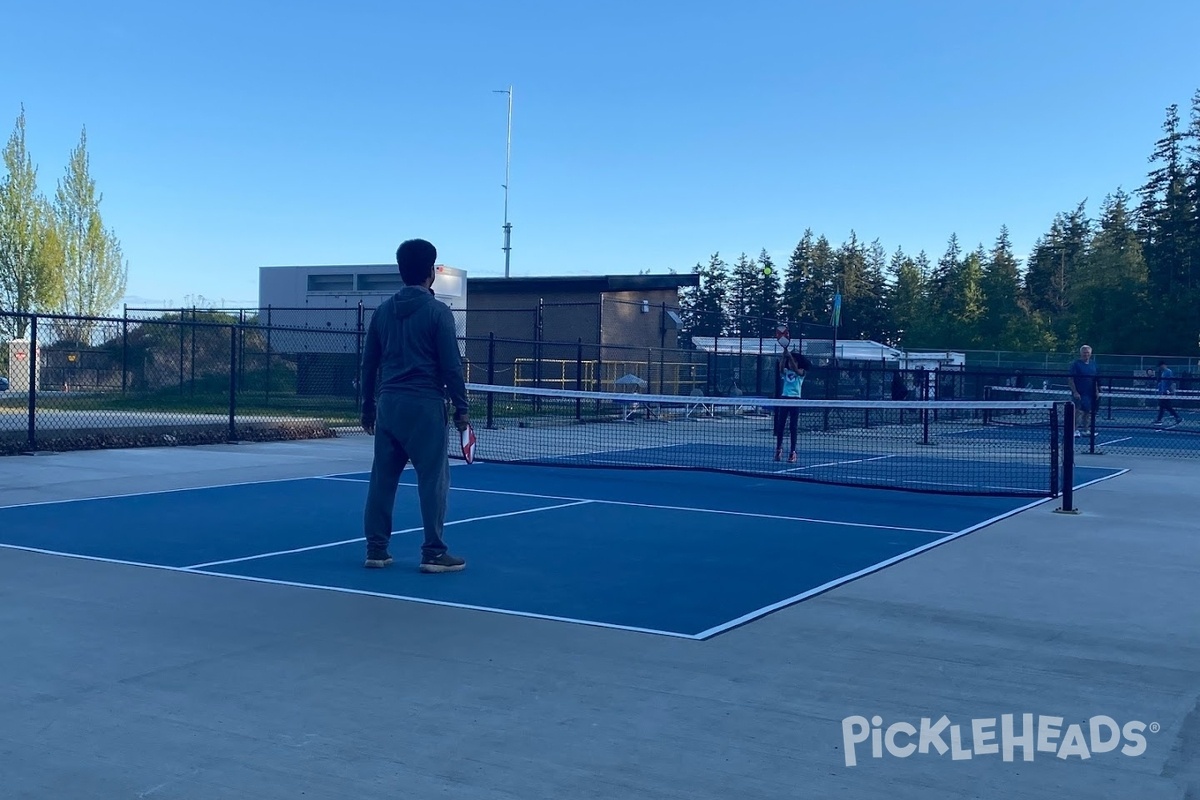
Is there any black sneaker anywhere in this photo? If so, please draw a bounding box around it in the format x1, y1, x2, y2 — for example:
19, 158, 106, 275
364, 552, 394, 569
420, 552, 466, 573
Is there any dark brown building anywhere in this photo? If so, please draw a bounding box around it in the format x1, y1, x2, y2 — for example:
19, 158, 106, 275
462, 273, 700, 393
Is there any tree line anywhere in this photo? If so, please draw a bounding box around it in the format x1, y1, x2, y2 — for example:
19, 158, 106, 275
0, 106, 127, 343
679, 89, 1200, 358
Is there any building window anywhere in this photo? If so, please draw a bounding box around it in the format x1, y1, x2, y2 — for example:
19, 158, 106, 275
357, 273, 405, 292
307, 274, 353, 292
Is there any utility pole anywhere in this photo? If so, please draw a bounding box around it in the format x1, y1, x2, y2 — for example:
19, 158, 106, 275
493, 85, 513, 277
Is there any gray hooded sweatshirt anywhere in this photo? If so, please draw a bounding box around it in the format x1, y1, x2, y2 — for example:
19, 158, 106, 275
360, 285, 469, 416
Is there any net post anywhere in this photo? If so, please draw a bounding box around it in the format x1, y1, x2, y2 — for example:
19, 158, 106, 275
1055, 401, 1078, 514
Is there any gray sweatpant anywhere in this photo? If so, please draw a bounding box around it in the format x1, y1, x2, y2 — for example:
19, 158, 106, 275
363, 394, 450, 558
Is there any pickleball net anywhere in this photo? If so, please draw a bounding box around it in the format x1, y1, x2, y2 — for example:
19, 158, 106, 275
450, 383, 1069, 497
986, 385, 1200, 431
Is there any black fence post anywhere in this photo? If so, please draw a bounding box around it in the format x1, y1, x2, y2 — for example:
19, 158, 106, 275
25, 315, 38, 453
228, 324, 238, 442
1050, 402, 1060, 497
179, 316, 185, 394
486, 333, 496, 429
575, 338, 583, 421
190, 307, 197, 394
920, 369, 932, 446
355, 302, 364, 411
238, 310, 246, 389
121, 307, 129, 395
265, 306, 272, 407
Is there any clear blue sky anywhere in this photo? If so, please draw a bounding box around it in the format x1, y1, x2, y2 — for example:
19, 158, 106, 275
3, 0, 1198, 310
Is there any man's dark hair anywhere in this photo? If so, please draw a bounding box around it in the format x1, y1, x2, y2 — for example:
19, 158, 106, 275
396, 239, 437, 285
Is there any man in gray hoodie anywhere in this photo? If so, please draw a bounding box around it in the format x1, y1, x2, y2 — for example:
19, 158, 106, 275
360, 239, 470, 572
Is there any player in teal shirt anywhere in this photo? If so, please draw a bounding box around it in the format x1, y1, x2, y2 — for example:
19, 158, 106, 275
773, 348, 811, 462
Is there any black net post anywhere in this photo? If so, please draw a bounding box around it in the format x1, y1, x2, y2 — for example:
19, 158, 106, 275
1056, 401, 1078, 514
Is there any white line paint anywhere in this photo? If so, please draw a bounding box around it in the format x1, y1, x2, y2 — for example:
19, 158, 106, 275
314, 476, 957, 535
181, 501, 593, 569
182, 570, 702, 639
0, 472, 353, 511
0, 470, 1131, 642
0, 541, 697, 640
692, 467, 1130, 639
774, 455, 895, 474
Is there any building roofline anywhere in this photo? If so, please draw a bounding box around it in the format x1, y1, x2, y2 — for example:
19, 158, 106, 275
467, 273, 699, 293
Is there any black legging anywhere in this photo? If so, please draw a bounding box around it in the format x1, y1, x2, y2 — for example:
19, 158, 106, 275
774, 407, 799, 451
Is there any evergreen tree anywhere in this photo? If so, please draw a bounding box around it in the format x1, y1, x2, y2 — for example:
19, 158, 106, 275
861, 238, 890, 342
808, 234, 837, 326
728, 252, 759, 335
942, 244, 987, 348
781, 230, 822, 325
1075, 190, 1152, 353
886, 246, 924, 348
979, 225, 1037, 349
752, 248, 783, 336
924, 234, 962, 343
1024, 204, 1090, 348
833, 231, 867, 337
679, 253, 730, 338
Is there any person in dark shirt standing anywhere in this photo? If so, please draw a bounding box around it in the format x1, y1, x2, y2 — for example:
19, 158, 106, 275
1153, 361, 1183, 427
359, 239, 470, 573
1067, 345, 1100, 438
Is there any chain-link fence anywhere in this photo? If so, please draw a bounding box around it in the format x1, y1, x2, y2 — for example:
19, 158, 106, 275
3, 309, 1197, 460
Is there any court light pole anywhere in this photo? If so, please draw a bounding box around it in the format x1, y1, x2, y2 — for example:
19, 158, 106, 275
493, 85, 513, 278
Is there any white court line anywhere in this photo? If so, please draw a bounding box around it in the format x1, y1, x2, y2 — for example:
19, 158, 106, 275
692, 467, 1131, 640
774, 455, 895, 474
0, 472, 353, 511
1097, 437, 1133, 446
179, 570, 702, 639
0, 469, 1132, 642
0, 541, 696, 640
181, 501, 592, 570
315, 476, 956, 535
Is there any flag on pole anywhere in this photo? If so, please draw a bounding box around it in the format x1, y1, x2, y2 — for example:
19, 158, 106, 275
831, 292, 842, 328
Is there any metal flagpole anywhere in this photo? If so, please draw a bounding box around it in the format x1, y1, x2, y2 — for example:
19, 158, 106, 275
493, 85, 513, 278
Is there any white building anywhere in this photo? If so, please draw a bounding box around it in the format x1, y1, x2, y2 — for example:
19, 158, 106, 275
257, 263, 467, 355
